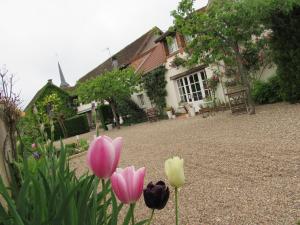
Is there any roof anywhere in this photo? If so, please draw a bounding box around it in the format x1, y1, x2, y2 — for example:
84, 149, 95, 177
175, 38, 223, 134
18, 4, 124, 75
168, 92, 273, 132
131, 43, 166, 74
77, 27, 162, 83
25, 80, 72, 111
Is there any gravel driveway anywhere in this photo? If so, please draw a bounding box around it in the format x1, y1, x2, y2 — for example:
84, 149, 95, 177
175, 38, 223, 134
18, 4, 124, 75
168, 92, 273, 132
69, 103, 300, 225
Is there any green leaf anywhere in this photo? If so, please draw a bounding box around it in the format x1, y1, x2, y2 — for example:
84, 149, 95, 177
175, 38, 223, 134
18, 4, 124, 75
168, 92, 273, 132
0, 178, 24, 225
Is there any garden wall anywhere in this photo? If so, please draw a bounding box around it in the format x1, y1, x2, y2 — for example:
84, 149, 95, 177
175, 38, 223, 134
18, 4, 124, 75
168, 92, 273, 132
0, 113, 11, 206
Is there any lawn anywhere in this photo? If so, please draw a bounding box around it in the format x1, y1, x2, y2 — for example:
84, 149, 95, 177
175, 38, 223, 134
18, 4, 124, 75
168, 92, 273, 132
69, 103, 300, 225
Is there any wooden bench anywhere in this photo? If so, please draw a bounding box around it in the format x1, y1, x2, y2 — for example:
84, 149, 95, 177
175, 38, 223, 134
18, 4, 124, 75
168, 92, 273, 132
146, 108, 158, 122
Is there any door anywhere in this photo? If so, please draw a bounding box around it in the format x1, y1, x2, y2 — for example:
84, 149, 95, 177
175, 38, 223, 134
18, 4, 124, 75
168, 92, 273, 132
176, 70, 210, 109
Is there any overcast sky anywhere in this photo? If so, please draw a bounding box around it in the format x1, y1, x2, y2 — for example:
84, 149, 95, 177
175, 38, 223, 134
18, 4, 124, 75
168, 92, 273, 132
0, 0, 207, 108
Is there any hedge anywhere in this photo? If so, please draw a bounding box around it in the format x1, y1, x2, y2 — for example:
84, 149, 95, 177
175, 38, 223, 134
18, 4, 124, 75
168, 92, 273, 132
252, 75, 283, 104
46, 114, 90, 140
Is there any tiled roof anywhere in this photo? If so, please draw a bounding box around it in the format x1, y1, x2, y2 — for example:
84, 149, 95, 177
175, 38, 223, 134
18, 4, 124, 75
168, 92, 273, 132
77, 27, 162, 83
131, 43, 166, 74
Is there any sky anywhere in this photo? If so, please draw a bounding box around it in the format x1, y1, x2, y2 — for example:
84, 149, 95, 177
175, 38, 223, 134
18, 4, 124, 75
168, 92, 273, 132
0, 0, 207, 108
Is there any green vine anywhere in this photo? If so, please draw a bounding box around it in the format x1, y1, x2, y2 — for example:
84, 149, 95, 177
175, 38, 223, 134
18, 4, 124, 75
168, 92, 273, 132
142, 66, 167, 114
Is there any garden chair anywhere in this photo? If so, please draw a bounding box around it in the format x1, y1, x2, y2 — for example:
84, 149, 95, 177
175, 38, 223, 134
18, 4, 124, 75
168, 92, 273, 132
226, 87, 249, 114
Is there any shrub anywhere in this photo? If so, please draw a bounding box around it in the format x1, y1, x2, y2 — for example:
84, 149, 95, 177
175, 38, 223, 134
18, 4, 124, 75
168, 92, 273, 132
252, 75, 283, 104
117, 98, 147, 125
96, 104, 114, 130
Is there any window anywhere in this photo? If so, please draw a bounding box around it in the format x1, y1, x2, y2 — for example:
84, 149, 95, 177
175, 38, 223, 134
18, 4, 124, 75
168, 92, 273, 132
137, 94, 145, 106
167, 36, 179, 54
176, 70, 210, 103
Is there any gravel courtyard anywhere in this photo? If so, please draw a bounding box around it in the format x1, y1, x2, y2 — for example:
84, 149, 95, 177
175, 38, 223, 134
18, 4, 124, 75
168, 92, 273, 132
69, 103, 300, 225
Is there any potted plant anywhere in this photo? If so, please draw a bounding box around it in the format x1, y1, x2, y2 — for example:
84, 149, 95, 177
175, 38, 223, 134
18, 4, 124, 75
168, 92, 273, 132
165, 106, 173, 119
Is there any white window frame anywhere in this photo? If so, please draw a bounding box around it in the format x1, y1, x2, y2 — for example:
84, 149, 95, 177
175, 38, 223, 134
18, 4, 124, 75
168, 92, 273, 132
176, 69, 211, 104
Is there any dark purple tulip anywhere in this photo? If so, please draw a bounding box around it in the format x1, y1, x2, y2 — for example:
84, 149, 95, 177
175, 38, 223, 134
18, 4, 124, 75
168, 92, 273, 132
32, 152, 41, 160
143, 181, 169, 210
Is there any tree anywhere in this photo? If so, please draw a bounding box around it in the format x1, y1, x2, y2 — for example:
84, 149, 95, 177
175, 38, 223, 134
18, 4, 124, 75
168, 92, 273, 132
245, 0, 300, 103
76, 68, 140, 128
172, 0, 272, 114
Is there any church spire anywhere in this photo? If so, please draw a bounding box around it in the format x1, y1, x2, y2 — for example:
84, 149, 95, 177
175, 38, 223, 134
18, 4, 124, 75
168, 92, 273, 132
58, 62, 70, 88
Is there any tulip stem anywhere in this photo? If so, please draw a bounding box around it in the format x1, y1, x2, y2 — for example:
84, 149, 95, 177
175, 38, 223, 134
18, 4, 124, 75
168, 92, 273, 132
130, 203, 135, 225
147, 209, 155, 225
102, 179, 107, 224
175, 187, 179, 225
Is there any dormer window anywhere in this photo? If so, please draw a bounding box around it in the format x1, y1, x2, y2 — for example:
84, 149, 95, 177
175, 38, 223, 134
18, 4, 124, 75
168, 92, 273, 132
167, 36, 179, 54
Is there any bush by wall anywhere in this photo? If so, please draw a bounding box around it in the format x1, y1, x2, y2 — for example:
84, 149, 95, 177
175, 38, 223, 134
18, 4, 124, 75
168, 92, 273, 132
252, 75, 283, 104
142, 66, 167, 114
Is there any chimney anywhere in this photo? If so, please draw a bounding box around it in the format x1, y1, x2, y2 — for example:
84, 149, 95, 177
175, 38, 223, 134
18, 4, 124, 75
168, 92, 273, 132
112, 56, 118, 69
48, 79, 53, 84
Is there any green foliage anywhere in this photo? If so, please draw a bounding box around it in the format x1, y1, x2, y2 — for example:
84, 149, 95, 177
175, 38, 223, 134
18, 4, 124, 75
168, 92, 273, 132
172, 0, 268, 74
45, 114, 90, 140
142, 66, 167, 114
96, 105, 114, 130
269, 6, 300, 103
0, 142, 143, 225
252, 75, 283, 104
76, 68, 140, 104
17, 111, 43, 148
117, 98, 147, 125
170, 56, 187, 68
244, 0, 300, 102
33, 85, 76, 124
65, 139, 89, 156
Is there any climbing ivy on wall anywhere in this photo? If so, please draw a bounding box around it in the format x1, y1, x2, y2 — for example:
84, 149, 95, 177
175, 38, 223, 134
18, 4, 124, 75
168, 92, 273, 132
34, 86, 75, 123
142, 66, 167, 114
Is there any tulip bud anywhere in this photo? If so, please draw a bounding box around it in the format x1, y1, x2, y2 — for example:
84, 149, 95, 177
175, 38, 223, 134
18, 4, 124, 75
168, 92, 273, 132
164, 156, 185, 188
143, 181, 169, 210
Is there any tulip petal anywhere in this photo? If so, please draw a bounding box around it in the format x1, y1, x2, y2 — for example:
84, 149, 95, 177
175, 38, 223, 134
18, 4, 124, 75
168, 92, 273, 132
121, 166, 135, 202
102, 135, 113, 142
132, 167, 145, 202
89, 137, 115, 178
111, 172, 130, 204
111, 137, 123, 173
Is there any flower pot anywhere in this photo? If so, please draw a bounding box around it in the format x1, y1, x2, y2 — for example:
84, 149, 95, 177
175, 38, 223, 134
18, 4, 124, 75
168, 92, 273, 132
166, 111, 173, 119
106, 124, 113, 130
188, 107, 196, 117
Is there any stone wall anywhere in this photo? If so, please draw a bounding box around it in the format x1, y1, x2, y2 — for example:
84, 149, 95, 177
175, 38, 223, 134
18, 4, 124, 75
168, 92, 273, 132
0, 108, 12, 207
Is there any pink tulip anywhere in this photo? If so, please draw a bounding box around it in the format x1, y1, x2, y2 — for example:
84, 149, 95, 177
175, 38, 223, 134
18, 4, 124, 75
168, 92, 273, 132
87, 135, 122, 179
111, 166, 146, 204
31, 143, 36, 149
